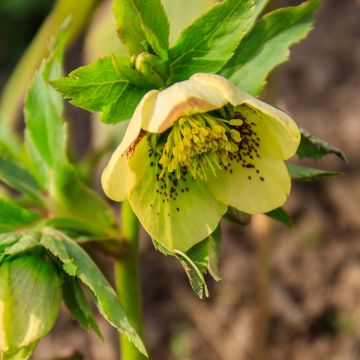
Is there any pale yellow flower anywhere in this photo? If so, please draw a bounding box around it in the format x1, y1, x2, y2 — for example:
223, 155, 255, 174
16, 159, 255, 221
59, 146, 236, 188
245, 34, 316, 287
102, 73, 300, 252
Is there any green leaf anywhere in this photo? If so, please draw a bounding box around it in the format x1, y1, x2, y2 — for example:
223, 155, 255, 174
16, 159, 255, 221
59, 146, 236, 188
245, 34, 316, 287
2, 341, 39, 360
42, 230, 147, 356
266, 207, 293, 228
153, 226, 222, 298
4, 232, 40, 255
0, 157, 44, 205
62, 276, 102, 338
0, 201, 40, 232
113, 0, 170, 58
3, 229, 147, 356
50, 163, 116, 234
175, 249, 209, 299
168, 0, 256, 83
51, 56, 148, 124
220, 0, 322, 95
25, 35, 116, 233
0, 121, 20, 160
287, 163, 341, 181
254, 0, 269, 17
0, 233, 20, 253
297, 128, 347, 161
207, 226, 221, 281
24, 31, 67, 188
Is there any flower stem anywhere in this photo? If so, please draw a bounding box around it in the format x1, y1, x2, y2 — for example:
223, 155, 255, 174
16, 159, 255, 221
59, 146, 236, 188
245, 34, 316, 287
252, 215, 272, 360
0, 0, 98, 131
115, 201, 147, 360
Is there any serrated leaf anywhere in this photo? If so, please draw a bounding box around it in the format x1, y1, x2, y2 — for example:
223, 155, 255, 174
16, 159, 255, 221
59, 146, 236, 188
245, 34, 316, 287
297, 128, 347, 161
62, 259, 78, 276
287, 163, 341, 181
220, 0, 322, 95
153, 226, 222, 298
0, 201, 40, 233
51, 56, 148, 124
4, 232, 41, 255
113, 0, 169, 58
62, 276, 102, 338
168, 0, 256, 83
0, 157, 44, 205
266, 207, 293, 228
175, 249, 209, 299
25, 32, 116, 233
0, 233, 21, 254
43, 230, 147, 356
3, 229, 147, 355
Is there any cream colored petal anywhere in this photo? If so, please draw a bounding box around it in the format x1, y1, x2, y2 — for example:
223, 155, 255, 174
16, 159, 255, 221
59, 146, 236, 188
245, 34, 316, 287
101, 90, 158, 201
142, 79, 227, 133
208, 155, 291, 215
192, 73, 300, 159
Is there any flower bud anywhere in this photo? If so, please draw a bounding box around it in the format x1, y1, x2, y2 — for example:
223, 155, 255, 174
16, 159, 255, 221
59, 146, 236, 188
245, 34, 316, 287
134, 52, 169, 87
0, 255, 62, 355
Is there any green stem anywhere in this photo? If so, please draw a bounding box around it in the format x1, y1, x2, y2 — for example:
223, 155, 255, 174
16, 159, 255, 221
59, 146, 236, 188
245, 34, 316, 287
115, 201, 147, 360
0, 0, 98, 130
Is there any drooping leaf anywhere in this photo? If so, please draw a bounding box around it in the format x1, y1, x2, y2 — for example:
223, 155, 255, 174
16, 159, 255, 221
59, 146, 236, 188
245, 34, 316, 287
153, 226, 222, 298
3, 229, 148, 356
0, 201, 40, 233
3, 231, 41, 255
43, 230, 147, 356
0, 157, 44, 205
51, 56, 149, 124
168, 0, 256, 83
207, 226, 221, 281
0, 233, 21, 254
287, 163, 341, 181
175, 249, 209, 299
297, 128, 347, 161
266, 207, 293, 228
220, 0, 322, 95
113, 0, 169, 58
62, 276, 102, 338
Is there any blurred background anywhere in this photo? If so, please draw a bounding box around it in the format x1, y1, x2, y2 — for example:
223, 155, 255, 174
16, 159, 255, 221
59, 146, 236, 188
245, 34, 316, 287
1, 0, 359, 359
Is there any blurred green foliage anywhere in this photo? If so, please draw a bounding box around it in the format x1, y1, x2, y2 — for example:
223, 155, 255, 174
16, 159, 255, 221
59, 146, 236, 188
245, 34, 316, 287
0, 0, 55, 73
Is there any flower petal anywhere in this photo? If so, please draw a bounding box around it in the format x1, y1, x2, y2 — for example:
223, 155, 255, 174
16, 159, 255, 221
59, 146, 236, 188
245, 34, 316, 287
191, 73, 300, 159
128, 136, 227, 252
207, 155, 291, 215
101, 90, 158, 201
142, 79, 227, 133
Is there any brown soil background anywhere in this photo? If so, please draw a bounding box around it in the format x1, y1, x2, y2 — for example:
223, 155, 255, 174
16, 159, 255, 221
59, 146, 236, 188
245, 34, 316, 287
3, 0, 360, 359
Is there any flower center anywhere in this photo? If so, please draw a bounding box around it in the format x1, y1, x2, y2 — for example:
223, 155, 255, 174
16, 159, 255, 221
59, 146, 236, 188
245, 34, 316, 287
149, 110, 244, 180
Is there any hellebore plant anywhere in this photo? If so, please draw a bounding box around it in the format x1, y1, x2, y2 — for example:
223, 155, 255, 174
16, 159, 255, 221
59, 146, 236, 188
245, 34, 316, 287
0, 0, 346, 359
102, 73, 300, 252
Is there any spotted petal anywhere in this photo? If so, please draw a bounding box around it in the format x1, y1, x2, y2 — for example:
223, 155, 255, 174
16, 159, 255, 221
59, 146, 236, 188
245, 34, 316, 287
192, 73, 300, 159
142, 78, 228, 133
101, 90, 158, 201
127, 136, 227, 252
208, 155, 291, 215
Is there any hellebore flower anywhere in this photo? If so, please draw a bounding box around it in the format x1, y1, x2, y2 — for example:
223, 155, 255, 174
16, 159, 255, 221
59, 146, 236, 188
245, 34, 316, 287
102, 73, 300, 252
